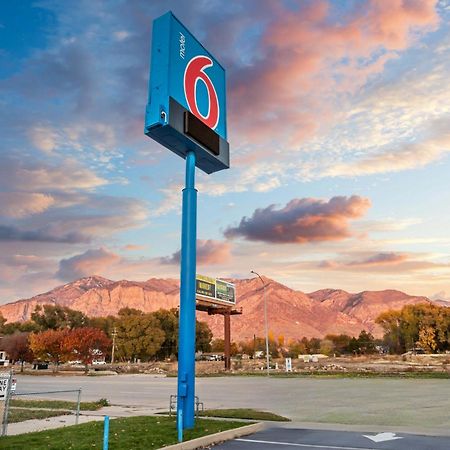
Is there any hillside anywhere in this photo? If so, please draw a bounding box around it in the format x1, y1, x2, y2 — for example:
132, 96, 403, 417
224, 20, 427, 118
0, 276, 435, 341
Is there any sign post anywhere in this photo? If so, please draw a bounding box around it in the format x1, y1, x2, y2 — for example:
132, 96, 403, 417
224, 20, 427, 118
177, 150, 197, 428
145, 11, 229, 432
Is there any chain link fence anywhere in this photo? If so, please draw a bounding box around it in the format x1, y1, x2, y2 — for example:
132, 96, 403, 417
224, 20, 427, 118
1, 371, 82, 436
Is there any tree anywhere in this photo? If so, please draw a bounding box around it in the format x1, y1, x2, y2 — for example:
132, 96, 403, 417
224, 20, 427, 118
29, 329, 71, 371
0, 312, 6, 332
308, 337, 321, 354
319, 339, 335, 356
116, 313, 165, 362
212, 338, 225, 353
325, 334, 352, 355
31, 305, 88, 330
2, 332, 34, 372
117, 307, 144, 317
418, 326, 437, 353
88, 315, 117, 336
0, 320, 39, 335
357, 330, 377, 354
376, 309, 404, 353
153, 309, 178, 360
286, 339, 308, 358
196, 321, 213, 353
64, 327, 111, 373
376, 303, 450, 354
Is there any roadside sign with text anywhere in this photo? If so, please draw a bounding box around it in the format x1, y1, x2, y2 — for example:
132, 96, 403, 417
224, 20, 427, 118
0, 374, 9, 400
196, 275, 236, 307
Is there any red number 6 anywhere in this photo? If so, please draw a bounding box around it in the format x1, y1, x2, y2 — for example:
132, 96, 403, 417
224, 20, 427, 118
184, 56, 220, 130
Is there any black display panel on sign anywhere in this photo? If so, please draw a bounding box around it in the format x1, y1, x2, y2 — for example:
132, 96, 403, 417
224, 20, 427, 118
184, 111, 220, 156
216, 279, 235, 304
196, 277, 216, 299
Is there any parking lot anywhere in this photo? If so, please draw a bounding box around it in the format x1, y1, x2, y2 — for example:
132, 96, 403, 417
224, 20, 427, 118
214, 427, 450, 450
14, 374, 450, 436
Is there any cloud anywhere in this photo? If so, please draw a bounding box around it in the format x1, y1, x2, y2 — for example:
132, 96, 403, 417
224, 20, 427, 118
57, 247, 121, 281
123, 244, 145, 251
324, 126, 450, 177
28, 126, 58, 154
228, 0, 439, 146
225, 196, 370, 244
347, 252, 408, 266
0, 192, 55, 218
318, 251, 447, 273
0, 225, 89, 243
162, 240, 232, 265
0, 157, 107, 192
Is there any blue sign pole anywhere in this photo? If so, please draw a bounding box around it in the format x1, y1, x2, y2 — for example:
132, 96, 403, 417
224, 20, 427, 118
177, 150, 197, 430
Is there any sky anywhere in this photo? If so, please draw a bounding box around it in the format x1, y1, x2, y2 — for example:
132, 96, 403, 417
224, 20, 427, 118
1, 0, 450, 303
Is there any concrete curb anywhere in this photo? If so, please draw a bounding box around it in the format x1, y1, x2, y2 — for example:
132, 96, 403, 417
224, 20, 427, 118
161, 422, 265, 450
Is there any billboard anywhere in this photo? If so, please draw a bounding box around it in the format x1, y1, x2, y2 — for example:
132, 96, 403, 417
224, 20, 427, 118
145, 12, 229, 174
196, 275, 235, 307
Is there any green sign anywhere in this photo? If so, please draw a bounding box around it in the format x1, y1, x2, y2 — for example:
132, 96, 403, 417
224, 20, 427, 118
196, 275, 216, 299
216, 279, 235, 304
196, 275, 235, 306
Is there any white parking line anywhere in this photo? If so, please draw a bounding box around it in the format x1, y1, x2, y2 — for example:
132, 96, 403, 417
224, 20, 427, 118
235, 438, 375, 450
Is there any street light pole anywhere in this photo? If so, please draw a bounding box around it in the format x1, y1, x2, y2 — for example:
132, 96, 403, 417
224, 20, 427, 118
250, 270, 270, 376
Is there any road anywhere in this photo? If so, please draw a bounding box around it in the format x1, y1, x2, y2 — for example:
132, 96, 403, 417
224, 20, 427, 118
14, 374, 450, 435
214, 427, 450, 450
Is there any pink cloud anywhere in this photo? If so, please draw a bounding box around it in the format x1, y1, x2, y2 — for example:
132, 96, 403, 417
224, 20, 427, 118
57, 248, 121, 281
162, 239, 232, 266
0, 192, 55, 218
229, 0, 439, 146
225, 196, 370, 243
347, 252, 409, 266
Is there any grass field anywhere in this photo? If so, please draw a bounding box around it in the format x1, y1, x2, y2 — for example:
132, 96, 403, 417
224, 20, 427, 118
199, 408, 290, 421
159, 408, 290, 421
10, 398, 109, 411
0, 416, 248, 449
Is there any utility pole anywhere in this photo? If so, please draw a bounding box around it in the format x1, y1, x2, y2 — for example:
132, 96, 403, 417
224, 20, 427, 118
250, 270, 270, 376
111, 327, 117, 364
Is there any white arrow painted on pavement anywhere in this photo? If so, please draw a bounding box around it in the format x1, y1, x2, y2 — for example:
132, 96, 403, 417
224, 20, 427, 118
363, 432, 403, 442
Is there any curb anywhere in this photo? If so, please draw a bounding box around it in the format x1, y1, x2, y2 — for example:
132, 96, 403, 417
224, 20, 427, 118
161, 422, 265, 450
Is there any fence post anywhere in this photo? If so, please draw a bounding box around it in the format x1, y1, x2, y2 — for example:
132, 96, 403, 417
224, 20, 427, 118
103, 416, 110, 450
76, 388, 81, 425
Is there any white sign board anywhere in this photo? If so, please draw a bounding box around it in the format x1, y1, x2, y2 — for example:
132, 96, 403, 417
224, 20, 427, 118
0, 374, 9, 400
285, 357, 292, 372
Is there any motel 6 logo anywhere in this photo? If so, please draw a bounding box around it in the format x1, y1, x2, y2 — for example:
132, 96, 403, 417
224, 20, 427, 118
183, 56, 220, 130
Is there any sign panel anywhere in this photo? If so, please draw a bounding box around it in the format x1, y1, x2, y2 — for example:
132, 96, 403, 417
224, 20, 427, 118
195, 275, 236, 307
0, 374, 9, 400
145, 11, 230, 174
285, 357, 292, 372
196, 275, 216, 300
216, 279, 235, 304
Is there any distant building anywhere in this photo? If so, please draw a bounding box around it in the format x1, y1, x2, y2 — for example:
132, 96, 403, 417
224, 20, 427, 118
0, 351, 10, 367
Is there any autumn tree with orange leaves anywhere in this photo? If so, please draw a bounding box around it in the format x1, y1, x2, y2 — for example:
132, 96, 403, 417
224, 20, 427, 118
29, 329, 71, 372
64, 327, 111, 373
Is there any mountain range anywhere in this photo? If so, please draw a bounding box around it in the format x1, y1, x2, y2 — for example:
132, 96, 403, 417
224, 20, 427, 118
0, 275, 441, 341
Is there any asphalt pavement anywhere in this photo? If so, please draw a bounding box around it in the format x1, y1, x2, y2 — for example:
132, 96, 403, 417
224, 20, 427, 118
13, 374, 450, 438
213, 426, 450, 450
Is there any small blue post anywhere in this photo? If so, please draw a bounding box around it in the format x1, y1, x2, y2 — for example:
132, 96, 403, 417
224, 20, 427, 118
177, 150, 197, 430
103, 416, 109, 450
177, 407, 183, 443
